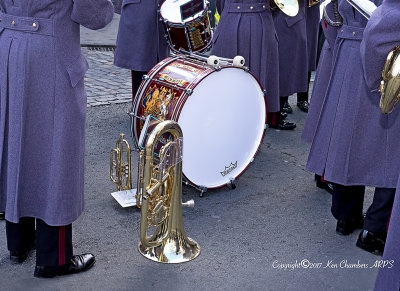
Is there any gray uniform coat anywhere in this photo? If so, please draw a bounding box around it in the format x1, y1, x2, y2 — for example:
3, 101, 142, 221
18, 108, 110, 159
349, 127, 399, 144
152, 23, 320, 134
114, 0, 168, 72
211, 0, 280, 113
0, 0, 114, 226
302, 1, 339, 142
273, 0, 308, 96
306, 0, 400, 188
361, 1, 400, 289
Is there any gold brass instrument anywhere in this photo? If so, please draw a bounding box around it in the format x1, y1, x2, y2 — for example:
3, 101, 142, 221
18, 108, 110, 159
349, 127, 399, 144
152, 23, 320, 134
136, 120, 200, 263
270, 0, 299, 17
308, 0, 320, 7
110, 133, 132, 191
380, 45, 400, 114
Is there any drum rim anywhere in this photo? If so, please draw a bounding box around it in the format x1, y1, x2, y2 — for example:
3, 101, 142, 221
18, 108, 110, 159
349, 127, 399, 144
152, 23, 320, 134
132, 57, 268, 189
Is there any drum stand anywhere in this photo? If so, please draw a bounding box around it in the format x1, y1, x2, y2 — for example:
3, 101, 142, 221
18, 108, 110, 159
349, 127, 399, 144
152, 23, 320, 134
183, 177, 236, 198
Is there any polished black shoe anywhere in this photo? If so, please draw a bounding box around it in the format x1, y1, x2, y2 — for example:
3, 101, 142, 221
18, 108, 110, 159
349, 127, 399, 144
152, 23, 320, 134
356, 230, 386, 256
297, 101, 309, 112
34, 253, 96, 278
270, 120, 297, 130
336, 217, 364, 236
0, 212, 4, 220
282, 101, 293, 114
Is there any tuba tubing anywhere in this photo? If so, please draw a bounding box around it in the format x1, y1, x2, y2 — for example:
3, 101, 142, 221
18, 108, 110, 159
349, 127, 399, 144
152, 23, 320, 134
137, 120, 200, 263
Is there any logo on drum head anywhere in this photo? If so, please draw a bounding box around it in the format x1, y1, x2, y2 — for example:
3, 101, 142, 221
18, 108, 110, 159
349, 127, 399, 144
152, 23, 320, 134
220, 161, 238, 177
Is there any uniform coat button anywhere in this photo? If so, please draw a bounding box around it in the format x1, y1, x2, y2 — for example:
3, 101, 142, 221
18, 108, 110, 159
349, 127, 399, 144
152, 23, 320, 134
250, 6, 254, 9
11, 20, 15, 25
32, 22, 37, 28
237, 6, 240, 9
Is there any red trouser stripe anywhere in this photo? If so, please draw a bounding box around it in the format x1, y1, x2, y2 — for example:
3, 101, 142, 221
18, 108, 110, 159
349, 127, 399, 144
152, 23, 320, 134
59, 226, 66, 266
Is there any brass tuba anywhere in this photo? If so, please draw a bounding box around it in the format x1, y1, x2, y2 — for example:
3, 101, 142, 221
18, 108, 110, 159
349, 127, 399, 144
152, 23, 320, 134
110, 133, 132, 191
270, 0, 299, 17
136, 120, 200, 263
380, 45, 400, 114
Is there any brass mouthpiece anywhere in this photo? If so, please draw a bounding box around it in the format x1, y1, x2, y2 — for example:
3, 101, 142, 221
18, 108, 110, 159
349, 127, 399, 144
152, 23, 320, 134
182, 199, 195, 208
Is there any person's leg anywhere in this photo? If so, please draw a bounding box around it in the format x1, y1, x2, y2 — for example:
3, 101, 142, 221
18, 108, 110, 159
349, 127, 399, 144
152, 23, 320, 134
356, 188, 395, 255
331, 183, 365, 235
280, 96, 292, 113
131, 70, 147, 99
34, 219, 95, 278
297, 72, 311, 112
208, 0, 217, 29
6, 217, 36, 263
35, 219, 73, 270
363, 188, 395, 233
315, 174, 333, 194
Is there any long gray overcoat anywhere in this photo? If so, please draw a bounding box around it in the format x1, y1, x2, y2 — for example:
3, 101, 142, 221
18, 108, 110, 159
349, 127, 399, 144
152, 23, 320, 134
0, 0, 114, 226
305, 0, 400, 188
360, 1, 400, 289
374, 178, 400, 291
273, 0, 308, 96
305, 2, 320, 72
302, 1, 339, 142
210, 0, 280, 113
114, 0, 168, 72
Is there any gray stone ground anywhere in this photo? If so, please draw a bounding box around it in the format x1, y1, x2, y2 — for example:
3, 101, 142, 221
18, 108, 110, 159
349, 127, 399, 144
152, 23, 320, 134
83, 48, 132, 107
0, 13, 384, 291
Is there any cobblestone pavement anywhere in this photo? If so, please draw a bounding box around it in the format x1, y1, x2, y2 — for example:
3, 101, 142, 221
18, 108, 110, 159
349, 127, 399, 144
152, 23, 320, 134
83, 47, 132, 107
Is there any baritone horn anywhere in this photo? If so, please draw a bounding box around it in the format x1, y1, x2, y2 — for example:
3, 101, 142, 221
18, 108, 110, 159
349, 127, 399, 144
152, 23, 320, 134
136, 120, 200, 263
110, 133, 132, 191
270, 0, 299, 17
380, 45, 400, 114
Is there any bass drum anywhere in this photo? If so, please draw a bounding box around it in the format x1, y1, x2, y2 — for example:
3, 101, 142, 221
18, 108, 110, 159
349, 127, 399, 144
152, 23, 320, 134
131, 55, 267, 189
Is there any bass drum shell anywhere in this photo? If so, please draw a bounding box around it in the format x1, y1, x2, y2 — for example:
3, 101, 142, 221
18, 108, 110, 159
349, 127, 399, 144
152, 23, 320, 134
132, 56, 267, 189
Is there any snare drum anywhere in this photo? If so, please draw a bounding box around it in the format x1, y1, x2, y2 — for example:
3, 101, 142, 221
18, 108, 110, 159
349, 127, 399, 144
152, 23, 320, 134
131, 55, 267, 189
160, 0, 212, 53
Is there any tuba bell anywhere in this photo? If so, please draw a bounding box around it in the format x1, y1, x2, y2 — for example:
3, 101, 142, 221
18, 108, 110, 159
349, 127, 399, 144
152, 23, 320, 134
380, 45, 400, 114
270, 0, 299, 17
136, 120, 200, 263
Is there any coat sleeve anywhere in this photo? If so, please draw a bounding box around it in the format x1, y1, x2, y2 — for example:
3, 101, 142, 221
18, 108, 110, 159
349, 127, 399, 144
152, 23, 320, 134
360, 6, 400, 90
71, 0, 114, 30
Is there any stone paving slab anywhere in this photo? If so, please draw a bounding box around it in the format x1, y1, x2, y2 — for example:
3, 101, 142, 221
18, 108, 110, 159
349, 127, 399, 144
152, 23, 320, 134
83, 48, 132, 108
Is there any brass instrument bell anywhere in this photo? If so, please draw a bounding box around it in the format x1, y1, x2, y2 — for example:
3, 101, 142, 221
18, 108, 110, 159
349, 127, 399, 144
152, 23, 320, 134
136, 120, 200, 263
270, 0, 299, 17
380, 45, 400, 114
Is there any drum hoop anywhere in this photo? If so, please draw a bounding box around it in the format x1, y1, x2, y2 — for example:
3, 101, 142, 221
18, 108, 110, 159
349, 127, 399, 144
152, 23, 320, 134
160, 1, 208, 25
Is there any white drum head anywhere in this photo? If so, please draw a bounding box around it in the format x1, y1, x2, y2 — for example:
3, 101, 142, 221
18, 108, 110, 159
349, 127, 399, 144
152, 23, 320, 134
160, 0, 206, 23
177, 68, 266, 188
